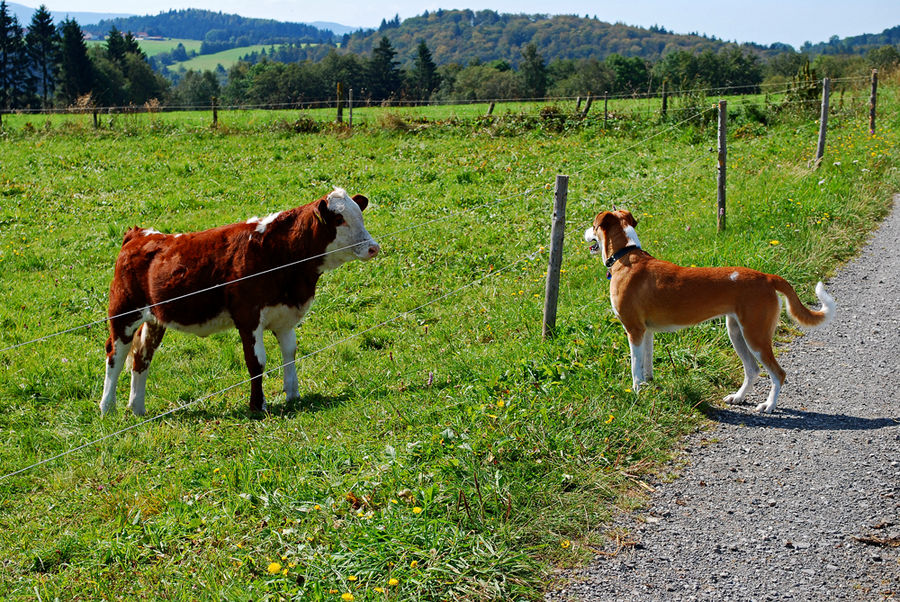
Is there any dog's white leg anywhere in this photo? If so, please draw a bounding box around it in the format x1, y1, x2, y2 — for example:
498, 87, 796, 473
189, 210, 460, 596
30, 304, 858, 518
724, 315, 760, 404
275, 328, 299, 402
642, 332, 654, 381
629, 333, 646, 392
757, 376, 782, 414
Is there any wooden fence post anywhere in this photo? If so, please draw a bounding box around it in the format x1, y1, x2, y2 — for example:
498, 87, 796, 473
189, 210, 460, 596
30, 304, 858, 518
486, 101, 495, 116
542, 175, 568, 339
336, 82, 344, 123
869, 69, 878, 135
349, 88, 353, 128
581, 95, 593, 119
575, 96, 582, 112
211, 96, 218, 129
717, 100, 727, 232
92, 108, 99, 129
660, 80, 668, 120
604, 92, 608, 129
815, 77, 830, 167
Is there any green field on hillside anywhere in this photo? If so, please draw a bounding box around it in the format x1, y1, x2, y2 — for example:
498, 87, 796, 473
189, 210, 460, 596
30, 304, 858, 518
87, 37, 203, 58
169, 45, 272, 72
0, 87, 897, 599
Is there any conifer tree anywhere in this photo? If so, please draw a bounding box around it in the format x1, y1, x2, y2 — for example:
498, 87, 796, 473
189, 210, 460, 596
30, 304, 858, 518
0, 0, 28, 109
409, 40, 440, 99
57, 18, 93, 105
367, 36, 401, 101
25, 4, 60, 108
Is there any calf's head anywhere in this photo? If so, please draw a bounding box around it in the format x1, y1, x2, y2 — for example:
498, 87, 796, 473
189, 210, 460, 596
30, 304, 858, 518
318, 188, 380, 272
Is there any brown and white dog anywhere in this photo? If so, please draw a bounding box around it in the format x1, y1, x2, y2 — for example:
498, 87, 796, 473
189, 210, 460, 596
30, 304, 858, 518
584, 209, 835, 413
100, 187, 379, 415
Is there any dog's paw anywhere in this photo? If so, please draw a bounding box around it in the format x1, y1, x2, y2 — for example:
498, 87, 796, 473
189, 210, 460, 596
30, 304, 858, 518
755, 401, 775, 414
723, 393, 741, 404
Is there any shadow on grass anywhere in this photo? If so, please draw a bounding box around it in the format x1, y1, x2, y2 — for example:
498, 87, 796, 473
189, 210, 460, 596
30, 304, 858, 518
177, 391, 349, 421
705, 405, 899, 432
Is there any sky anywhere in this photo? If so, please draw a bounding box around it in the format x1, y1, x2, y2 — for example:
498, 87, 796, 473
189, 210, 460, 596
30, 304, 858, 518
15, 0, 900, 49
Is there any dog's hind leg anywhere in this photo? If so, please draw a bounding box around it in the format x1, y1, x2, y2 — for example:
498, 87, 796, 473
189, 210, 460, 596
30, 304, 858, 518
739, 307, 786, 413
642, 332, 654, 382
723, 315, 760, 404
751, 343, 785, 414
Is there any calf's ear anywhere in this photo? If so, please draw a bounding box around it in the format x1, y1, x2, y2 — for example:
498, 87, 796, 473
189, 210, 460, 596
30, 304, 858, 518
351, 194, 369, 211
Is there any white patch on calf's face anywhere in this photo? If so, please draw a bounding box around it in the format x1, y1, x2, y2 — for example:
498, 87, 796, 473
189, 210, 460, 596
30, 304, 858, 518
142, 228, 161, 236
730, 271, 739, 281
319, 188, 380, 273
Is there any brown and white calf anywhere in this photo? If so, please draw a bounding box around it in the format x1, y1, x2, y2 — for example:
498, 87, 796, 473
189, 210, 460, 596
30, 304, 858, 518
100, 187, 380, 415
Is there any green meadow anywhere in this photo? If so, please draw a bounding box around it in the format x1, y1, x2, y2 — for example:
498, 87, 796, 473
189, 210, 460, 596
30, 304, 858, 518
0, 82, 897, 599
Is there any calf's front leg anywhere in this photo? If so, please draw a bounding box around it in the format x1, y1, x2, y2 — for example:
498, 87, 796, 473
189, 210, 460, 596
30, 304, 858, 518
238, 322, 267, 412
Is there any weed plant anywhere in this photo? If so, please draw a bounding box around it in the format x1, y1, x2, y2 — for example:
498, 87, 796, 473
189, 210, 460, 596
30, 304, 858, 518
0, 82, 897, 599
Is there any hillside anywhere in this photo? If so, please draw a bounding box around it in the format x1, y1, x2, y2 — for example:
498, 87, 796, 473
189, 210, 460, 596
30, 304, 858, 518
81, 9, 336, 49
341, 10, 784, 67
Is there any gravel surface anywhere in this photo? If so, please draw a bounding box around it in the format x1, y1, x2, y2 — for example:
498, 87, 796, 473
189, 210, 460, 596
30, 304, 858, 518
548, 198, 900, 601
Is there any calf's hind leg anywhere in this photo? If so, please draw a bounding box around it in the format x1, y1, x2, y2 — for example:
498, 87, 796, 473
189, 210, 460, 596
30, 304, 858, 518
100, 334, 133, 415
127, 322, 166, 416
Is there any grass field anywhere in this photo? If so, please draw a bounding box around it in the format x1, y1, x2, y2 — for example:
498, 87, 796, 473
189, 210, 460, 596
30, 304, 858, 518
170, 45, 273, 72
0, 83, 897, 599
87, 38, 203, 58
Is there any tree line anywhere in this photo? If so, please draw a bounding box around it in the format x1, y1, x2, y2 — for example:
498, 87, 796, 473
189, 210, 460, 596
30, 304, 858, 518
0, 1, 166, 109
2, 1, 898, 112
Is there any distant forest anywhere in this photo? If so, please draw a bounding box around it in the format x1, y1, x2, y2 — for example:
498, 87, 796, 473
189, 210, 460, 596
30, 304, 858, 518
2, 4, 898, 111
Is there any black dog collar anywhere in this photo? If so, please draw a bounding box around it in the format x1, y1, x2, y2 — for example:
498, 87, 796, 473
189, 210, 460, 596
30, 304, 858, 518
604, 245, 639, 268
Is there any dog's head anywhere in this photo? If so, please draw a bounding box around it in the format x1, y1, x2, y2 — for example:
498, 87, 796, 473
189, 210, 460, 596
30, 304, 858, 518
584, 209, 640, 263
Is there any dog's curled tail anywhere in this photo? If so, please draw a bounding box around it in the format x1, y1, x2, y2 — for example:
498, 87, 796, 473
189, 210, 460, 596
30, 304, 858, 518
772, 277, 836, 328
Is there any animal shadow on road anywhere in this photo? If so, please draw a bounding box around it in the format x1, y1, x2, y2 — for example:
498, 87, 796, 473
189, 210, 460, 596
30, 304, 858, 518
709, 406, 899, 432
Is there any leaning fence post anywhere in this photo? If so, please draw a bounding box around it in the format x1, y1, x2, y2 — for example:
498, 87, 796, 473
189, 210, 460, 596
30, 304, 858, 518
815, 77, 830, 167
717, 100, 727, 232
486, 101, 495, 116
581, 95, 593, 119
211, 96, 218, 129
542, 175, 568, 339
869, 69, 878, 135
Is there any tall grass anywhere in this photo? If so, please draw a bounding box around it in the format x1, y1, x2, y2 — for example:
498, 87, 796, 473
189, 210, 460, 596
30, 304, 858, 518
0, 83, 897, 599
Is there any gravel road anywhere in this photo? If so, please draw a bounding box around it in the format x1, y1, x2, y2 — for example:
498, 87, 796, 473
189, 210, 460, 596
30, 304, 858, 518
548, 197, 900, 601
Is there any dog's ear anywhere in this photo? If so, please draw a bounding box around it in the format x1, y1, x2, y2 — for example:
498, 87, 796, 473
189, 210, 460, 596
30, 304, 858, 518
598, 211, 619, 231
619, 210, 637, 228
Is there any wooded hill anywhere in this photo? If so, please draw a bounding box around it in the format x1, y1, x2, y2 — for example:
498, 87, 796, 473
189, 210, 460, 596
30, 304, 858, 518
342, 10, 784, 67
82, 9, 336, 54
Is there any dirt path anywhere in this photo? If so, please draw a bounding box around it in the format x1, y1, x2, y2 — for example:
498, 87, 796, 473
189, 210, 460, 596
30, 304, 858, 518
547, 197, 900, 601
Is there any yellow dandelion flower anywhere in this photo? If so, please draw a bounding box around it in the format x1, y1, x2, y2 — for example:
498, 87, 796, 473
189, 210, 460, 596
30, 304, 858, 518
347, 575, 357, 582
388, 578, 399, 586
769, 240, 780, 246
410, 560, 418, 568
496, 399, 505, 408
412, 507, 423, 514
341, 594, 355, 602
267, 562, 282, 575
624, 388, 632, 393
374, 587, 385, 593
605, 414, 614, 424
314, 504, 321, 510
561, 539, 571, 549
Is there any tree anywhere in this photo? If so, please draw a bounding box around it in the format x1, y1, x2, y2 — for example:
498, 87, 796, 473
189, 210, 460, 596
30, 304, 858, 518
367, 36, 401, 100
0, 0, 28, 109
57, 18, 93, 105
519, 42, 547, 98
172, 69, 220, 106
25, 5, 60, 108
868, 45, 900, 71
409, 40, 439, 99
